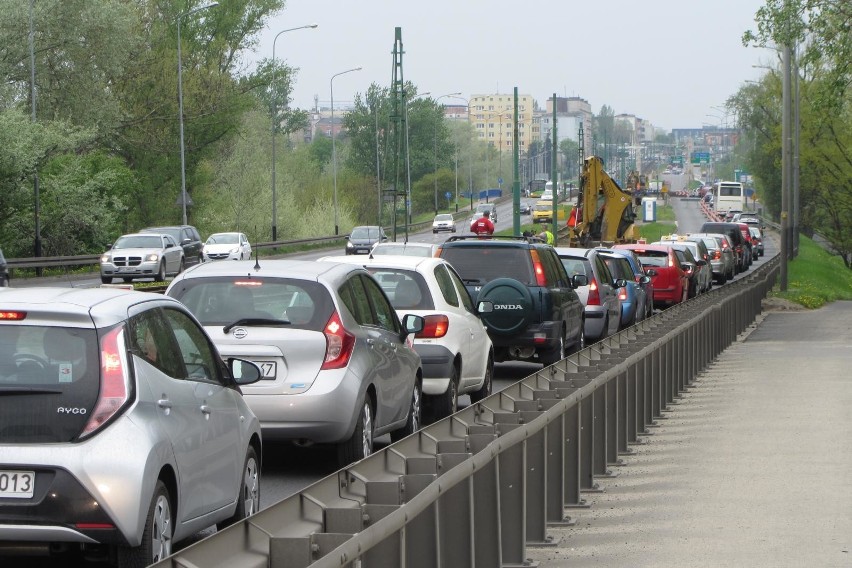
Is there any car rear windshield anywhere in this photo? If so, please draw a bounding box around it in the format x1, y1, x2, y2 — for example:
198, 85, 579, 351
169, 277, 334, 330
366, 269, 434, 310
559, 257, 589, 278
440, 247, 534, 286
632, 250, 669, 267
0, 325, 100, 443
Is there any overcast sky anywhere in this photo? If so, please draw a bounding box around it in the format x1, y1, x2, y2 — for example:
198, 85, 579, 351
250, 0, 777, 132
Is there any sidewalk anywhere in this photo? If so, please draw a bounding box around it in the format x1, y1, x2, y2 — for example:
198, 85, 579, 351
530, 301, 852, 568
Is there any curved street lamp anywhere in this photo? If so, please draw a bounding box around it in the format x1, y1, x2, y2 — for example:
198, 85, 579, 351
270, 23, 318, 241
330, 66, 362, 235
177, 1, 219, 225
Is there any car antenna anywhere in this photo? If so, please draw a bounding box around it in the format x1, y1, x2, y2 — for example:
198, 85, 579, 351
253, 226, 261, 271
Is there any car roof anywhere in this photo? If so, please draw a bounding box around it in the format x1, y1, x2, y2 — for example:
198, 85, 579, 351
553, 247, 595, 258
175, 258, 361, 281
317, 255, 445, 272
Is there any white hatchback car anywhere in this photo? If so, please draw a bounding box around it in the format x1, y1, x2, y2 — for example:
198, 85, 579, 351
432, 214, 456, 233
204, 232, 252, 261
319, 256, 494, 420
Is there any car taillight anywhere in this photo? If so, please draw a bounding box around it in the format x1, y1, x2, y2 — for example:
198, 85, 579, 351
321, 311, 355, 370
81, 324, 131, 439
713, 250, 721, 260
0, 311, 27, 320
530, 250, 547, 286
587, 278, 601, 305
618, 287, 628, 301
418, 315, 449, 338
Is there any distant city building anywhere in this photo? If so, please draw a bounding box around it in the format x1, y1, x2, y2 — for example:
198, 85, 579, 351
468, 94, 538, 153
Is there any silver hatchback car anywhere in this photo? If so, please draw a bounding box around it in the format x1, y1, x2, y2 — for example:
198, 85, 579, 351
166, 260, 425, 465
0, 288, 263, 566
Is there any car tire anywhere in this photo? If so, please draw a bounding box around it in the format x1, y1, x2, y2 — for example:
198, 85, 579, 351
156, 261, 166, 282
337, 399, 373, 466
541, 328, 565, 366
117, 480, 172, 568
431, 365, 459, 420
101, 276, 113, 284
123, 277, 134, 284
216, 445, 260, 531
569, 322, 585, 355
178, 258, 185, 275
469, 355, 493, 404
391, 379, 422, 442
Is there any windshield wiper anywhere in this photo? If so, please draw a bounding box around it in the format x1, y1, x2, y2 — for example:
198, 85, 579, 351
0, 386, 64, 395
461, 277, 484, 285
223, 318, 291, 334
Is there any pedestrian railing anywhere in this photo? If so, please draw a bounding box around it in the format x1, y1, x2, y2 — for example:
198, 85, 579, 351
150, 253, 779, 568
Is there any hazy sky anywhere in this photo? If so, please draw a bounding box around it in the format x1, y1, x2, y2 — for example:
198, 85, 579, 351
250, 0, 777, 132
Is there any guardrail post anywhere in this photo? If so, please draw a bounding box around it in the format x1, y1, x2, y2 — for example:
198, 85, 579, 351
562, 402, 586, 509
496, 423, 529, 567
605, 377, 620, 467
520, 411, 560, 547
469, 432, 502, 567
538, 399, 573, 526
617, 369, 632, 454
580, 394, 602, 493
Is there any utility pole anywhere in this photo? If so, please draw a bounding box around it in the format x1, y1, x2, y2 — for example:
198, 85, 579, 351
389, 27, 408, 242
781, 43, 791, 291
512, 87, 521, 236
551, 93, 558, 231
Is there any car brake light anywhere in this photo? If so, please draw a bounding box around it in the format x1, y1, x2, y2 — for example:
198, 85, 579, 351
321, 311, 355, 370
529, 250, 547, 286
618, 287, 628, 301
81, 325, 131, 438
0, 311, 27, 320
418, 314, 449, 338
713, 250, 721, 260
586, 278, 601, 306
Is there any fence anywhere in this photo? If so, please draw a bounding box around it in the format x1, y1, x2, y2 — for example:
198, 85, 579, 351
150, 254, 778, 568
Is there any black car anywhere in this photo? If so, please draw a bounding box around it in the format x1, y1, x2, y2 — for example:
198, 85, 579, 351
345, 226, 388, 255
699, 222, 748, 274
437, 235, 585, 366
0, 248, 8, 287
140, 225, 204, 267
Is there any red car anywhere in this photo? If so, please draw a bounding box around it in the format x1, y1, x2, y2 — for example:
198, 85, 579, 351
735, 222, 755, 267
614, 244, 689, 309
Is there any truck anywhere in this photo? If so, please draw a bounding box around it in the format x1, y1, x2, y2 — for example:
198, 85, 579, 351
568, 155, 638, 247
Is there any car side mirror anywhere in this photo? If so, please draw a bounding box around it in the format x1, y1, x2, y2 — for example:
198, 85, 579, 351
571, 274, 589, 288
639, 275, 652, 284
645, 268, 658, 277
614, 278, 628, 288
696, 259, 707, 266
228, 358, 263, 385
182, 238, 192, 245
400, 313, 424, 339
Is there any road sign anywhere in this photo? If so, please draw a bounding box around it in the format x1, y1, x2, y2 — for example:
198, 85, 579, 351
498, 177, 503, 186
445, 191, 452, 202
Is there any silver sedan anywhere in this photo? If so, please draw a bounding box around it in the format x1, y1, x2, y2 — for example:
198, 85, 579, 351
100, 233, 185, 284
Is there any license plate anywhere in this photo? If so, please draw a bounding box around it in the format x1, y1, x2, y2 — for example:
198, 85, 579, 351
254, 361, 277, 379
0, 470, 35, 499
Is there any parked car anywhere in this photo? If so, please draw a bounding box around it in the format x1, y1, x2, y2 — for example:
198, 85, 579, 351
554, 247, 622, 343
100, 232, 185, 284
0, 287, 263, 566
346, 226, 388, 255
140, 225, 204, 267
598, 251, 643, 328
688, 233, 736, 283
749, 226, 764, 257
165, 259, 424, 465
203, 232, 252, 261
597, 247, 655, 321
318, 256, 494, 420
437, 235, 585, 366
699, 222, 749, 274
0, 248, 8, 287
614, 244, 689, 309
370, 241, 439, 258
432, 214, 457, 234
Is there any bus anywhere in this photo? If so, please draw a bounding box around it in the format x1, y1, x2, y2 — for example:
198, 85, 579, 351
713, 181, 744, 215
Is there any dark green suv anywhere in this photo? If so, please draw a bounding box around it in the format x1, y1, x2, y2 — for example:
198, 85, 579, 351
437, 236, 585, 366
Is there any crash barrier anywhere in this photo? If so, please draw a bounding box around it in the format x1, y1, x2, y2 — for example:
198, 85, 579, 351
151, 256, 779, 568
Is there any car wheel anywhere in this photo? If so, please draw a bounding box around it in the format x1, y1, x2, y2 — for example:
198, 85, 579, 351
337, 399, 373, 466
117, 480, 172, 568
569, 322, 585, 355
156, 261, 166, 282
122, 277, 134, 284
469, 355, 493, 404
177, 258, 185, 275
216, 445, 260, 531
541, 328, 565, 366
431, 365, 459, 420
101, 276, 113, 284
391, 379, 422, 442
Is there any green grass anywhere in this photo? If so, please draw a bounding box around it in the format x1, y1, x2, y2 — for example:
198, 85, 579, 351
770, 235, 852, 308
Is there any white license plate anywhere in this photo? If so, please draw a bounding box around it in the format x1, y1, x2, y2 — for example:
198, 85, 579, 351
0, 470, 35, 499
255, 361, 277, 379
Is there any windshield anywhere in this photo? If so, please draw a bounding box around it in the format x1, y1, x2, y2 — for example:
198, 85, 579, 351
206, 233, 239, 245
114, 235, 163, 249
434, 215, 452, 222
351, 227, 381, 240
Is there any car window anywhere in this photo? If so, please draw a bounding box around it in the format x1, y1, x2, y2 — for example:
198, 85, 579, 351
434, 264, 459, 308
538, 249, 564, 287
130, 309, 185, 378
594, 256, 613, 283
441, 247, 533, 285
447, 266, 475, 313
360, 275, 400, 333
162, 308, 223, 385
339, 275, 375, 326
559, 257, 587, 278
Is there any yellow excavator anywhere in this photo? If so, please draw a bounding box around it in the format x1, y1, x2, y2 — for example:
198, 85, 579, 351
568, 156, 638, 247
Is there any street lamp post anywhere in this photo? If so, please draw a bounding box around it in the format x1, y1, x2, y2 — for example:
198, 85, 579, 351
270, 24, 317, 242
331, 66, 362, 236
177, 2, 218, 226
433, 93, 461, 216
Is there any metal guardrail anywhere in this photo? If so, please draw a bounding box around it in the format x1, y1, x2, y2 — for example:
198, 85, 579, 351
151, 255, 779, 568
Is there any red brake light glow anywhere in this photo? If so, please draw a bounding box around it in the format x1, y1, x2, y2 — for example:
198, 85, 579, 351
81, 324, 130, 438
618, 287, 628, 301
418, 315, 449, 338
530, 250, 547, 287
586, 278, 601, 306
321, 311, 355, 370
0, 311, 27, 321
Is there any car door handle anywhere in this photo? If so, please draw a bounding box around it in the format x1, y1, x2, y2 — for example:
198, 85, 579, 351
200, 405, 212, 415
157, 399, 172, 409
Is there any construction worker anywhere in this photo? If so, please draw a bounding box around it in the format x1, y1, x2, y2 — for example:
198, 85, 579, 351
470, 210, 495, 237
538, 223, 554, 245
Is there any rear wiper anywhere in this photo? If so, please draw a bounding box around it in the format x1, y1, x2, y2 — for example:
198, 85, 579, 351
223, 318, 291, 334
462, 278, 484, 285
0, 386, 64, 395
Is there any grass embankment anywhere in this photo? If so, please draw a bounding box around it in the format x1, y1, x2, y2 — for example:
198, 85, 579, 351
770, 235, 852, 309
634, 202, 677, 243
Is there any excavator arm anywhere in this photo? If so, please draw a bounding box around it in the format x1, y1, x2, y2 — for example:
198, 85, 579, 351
572, 156, 637, 246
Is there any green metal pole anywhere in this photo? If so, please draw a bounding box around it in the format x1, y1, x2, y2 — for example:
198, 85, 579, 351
551, 93, 558, 233
512, 87, 521, 236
